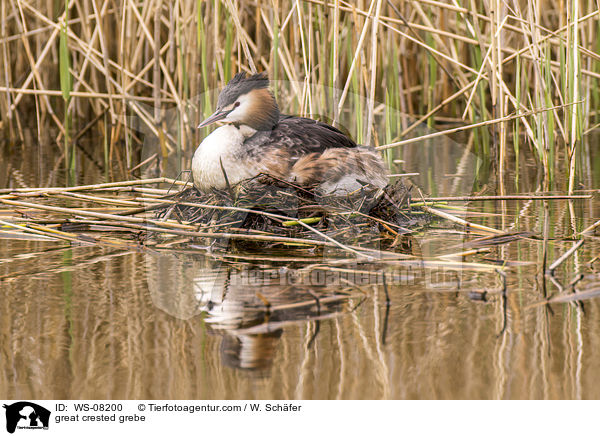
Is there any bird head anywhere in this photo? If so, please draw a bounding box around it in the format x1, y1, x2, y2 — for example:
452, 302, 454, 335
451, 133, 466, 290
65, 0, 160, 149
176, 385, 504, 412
198, 72, 280, 131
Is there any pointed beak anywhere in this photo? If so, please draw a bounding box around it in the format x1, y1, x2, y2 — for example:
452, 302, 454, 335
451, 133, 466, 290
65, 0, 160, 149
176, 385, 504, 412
197, 109, 227, 128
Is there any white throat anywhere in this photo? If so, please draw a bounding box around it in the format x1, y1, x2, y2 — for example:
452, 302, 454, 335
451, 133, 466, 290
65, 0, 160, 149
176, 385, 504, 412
192, 124, 259, 191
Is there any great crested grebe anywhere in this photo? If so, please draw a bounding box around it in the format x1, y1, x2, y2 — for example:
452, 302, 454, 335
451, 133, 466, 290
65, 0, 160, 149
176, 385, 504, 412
192, 72, 388, 194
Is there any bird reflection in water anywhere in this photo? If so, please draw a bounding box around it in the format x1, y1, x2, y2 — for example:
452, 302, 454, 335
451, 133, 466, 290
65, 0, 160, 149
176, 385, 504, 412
145, 253, 364, 373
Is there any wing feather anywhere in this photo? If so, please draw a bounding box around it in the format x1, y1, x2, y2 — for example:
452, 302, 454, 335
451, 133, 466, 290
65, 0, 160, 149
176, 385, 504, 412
244, 116, 358, 157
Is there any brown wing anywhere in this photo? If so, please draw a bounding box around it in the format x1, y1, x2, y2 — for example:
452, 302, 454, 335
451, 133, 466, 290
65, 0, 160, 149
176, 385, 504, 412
243, 116, 358, 158
241, 115, 385, 189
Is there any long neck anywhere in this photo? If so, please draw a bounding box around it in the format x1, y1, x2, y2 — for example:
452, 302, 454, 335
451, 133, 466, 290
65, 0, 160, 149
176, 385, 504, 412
237, 88, 280, 131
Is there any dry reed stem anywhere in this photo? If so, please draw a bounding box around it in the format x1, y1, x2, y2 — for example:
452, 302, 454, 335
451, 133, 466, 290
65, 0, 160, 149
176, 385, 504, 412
420, 205, 504, 235
378, 101, 579, 150
1, 0, 598, 196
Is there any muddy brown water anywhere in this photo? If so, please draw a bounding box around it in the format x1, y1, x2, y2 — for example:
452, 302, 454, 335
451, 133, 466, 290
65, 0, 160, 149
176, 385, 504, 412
1, 133, 599, 399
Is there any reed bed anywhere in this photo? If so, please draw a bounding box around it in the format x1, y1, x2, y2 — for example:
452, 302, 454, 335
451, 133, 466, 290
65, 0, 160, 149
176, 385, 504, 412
2, 178, 597, 316
0, 177, 592, 276
1, 0, 598, 194
0, 177, 420, 257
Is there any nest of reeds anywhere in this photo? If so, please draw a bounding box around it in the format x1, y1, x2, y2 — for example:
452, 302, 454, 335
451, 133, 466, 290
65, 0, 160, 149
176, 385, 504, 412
154, 176, 424, 248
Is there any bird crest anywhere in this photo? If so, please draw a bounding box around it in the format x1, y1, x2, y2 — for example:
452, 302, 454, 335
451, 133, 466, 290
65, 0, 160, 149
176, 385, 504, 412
217, 72, 271, 109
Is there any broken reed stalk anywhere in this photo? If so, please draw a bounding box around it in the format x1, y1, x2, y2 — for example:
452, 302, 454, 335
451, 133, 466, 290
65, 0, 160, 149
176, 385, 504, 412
416, 194, 592, 201
159, 198, 375, 259
547, 239, 585, 273
4, 181, 593, 277
0, 177, 186, 195
376, 101, 583, 151
580, 219, 600, 235
420, 205, 504, 235
0, 186, 385, 259
0, 197, 194, 229
0, 202, 359, 250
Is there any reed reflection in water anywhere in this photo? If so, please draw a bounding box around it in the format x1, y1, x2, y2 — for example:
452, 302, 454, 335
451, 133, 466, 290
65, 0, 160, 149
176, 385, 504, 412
2, 235, 600, 399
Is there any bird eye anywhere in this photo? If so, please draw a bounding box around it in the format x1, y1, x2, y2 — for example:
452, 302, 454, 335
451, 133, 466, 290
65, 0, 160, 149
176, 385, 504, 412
234, 102, 240, 108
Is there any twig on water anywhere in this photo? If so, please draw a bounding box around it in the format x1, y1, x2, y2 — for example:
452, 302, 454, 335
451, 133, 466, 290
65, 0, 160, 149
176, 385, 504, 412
547, 239, 585, 275
420, 205, 504, 235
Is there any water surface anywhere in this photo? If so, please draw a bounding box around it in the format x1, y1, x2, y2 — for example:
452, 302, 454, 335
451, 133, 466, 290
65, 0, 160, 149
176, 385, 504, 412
1, 134, 599, 400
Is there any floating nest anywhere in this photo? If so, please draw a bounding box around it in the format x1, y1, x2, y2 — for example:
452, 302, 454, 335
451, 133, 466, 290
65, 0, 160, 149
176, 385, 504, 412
0, 176, 434, 256
153, 176, 426, 250
3, 176, 575, 278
